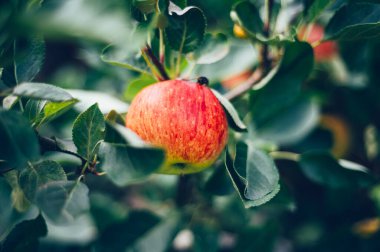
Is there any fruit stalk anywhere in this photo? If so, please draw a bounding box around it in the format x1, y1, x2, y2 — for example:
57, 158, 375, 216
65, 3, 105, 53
142, 45, 170, 81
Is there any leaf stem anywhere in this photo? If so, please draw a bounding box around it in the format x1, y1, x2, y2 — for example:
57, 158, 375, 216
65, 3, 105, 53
142, 45, 170, 81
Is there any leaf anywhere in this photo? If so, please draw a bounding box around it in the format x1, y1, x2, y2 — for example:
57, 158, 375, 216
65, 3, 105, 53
1, 215, 47, 252
190, 33, 230, 64
19, 160, 67, 202
0, 109, 40, 170
211, 89, 247, 132
1, 37, 45, 87
100, 45, 151, 76
299, 151, 374, 189
124, 75, 156, 102
304, 0, 335, 23
72, 103, 105, 160
234, 142, 279, 201
67, 89, 129, 113
165, 2, 206, 53
13, 83, 74, 102
98, 142, 165, 186
250, 41, 314, 127
254, 98, 319, 145
35, 180, 90, 224
224, 144, 280, 208
325, 3, 380, 40
3, 170, 31, 212
230, 1, 264, 39
105, 122, 146, 147
204, 162, 234, 196
129, 215, 181, 252
23, 99, 47, 124
36, 99, 78, 126
133, 0, 157, 14
96, 210, 160, 252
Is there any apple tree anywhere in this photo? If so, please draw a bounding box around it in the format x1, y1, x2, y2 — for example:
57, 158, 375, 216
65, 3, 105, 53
1, 0, 380, 251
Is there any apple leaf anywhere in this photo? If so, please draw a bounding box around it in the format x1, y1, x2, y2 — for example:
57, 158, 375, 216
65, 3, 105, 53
325, 3, 380, 41
96, 210, 160, 251
225, 146, 280, 208
67, 89, 129, 113
72, 103, 105, 160
1, 215, 47, 252
100, 45, 152, 76
211, 89, 247, 132
19, 160, 67, 202
35, 180, 90, 224
254, 97, 319, 145
130, 215, 181, 252
1, 36, 45, 87
299, 151, 374, 189
132, 0, 157, 14
124, 75, 156, 102
13, 83, 74, 102
190, 33, 230, 65
230, 1, 264, 39
204, 162, 235, 196
250, 41, 314, 128
165, 2, 206, 53
303, 0, 335, 23
0, 109, 40, 171
105, 122, 146, 147
98, 142, 165, 186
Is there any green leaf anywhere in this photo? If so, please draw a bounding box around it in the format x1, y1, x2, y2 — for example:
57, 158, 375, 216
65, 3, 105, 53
72, 103, 105, 160
1, 215, 47, 252
230, 1, 264, 39
24, 99, 78, 127
234, 142, 279, 201
98, 142, 165, 186
3, 170, 31, 212
0, 109, 40, 170
250, 41, 314, 127
105, 122, 146, 147
36, 99, 78, 126
96, 210, 160, 251
133, 0, 157, 14
190, 33, 230, 64
35, 180, 90, 224
100, 45, 152, 76
19, 160, 67, 202
211, 89, 247, 132
204, 162, 234, 196
1, 37, 45, 87
124, 75, 156, 102
67, 89, 129, 113
165, 2, 206, 53
224, 143, 280, 208
129, 215, 181, 252
304, 0, 335, 23
13, 83, 74, 102
299, 151, 374, 189
254, 98, 319, 145
325, 3, 380, 40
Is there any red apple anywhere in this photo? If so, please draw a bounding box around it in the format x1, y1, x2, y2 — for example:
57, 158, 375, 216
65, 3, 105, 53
299, 24, 338, 62
126, 79, 228, 174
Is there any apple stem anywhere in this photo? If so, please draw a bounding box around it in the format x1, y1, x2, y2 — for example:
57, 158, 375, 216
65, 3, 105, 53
176, 175, 193, 207
143, 45, 170, 81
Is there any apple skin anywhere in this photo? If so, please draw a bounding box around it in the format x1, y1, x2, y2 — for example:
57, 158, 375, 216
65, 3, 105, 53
299, 24, 338, 62
126, 79, 228, 174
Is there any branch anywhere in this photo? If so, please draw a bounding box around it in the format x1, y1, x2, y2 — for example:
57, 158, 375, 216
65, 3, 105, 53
143, 45, 170, 81
224, 68, 263, 101
37, 134, 87, 166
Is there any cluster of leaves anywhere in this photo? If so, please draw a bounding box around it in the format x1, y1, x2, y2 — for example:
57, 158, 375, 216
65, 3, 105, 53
1, 0, 380, 251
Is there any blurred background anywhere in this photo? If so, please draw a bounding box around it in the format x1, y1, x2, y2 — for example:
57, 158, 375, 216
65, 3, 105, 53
1, 0, 380, 251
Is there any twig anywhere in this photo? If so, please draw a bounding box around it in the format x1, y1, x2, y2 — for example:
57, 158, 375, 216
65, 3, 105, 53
261, 0, 274, 74
175, 175, 193, 207
143, 45, 170, 81
224, 68, 263, 101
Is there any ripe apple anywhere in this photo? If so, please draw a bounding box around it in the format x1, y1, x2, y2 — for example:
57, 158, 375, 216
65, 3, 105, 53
299, 24, 338, 62
126, 78, 229, 174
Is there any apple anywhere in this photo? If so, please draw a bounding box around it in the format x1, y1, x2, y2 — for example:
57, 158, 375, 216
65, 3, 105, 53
126, 78, 229, 174
299, 24, 338, 62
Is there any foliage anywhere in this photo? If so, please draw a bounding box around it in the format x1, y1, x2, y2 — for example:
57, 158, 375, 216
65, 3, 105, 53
1, 0, 380, 251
